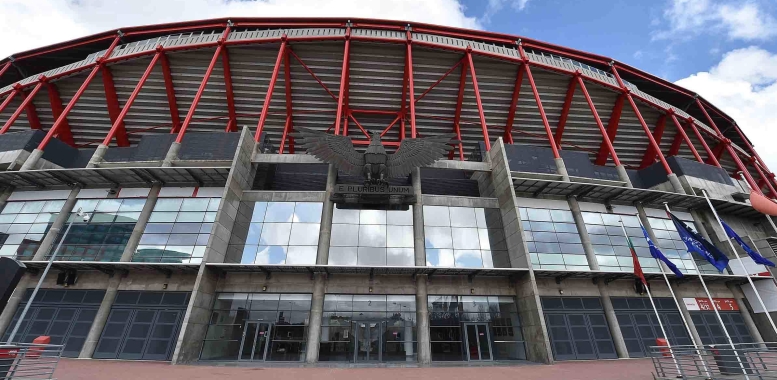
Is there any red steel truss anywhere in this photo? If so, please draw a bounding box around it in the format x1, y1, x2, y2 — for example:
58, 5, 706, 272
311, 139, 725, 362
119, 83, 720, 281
0, 18, 772, 198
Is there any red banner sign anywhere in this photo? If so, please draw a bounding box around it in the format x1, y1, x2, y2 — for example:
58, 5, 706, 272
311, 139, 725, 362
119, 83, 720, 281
684, 298, 739, 311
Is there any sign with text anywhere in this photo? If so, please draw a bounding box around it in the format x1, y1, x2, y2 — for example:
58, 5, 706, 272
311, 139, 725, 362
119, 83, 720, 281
334, 184, 413, 195
683, 297, 739, 312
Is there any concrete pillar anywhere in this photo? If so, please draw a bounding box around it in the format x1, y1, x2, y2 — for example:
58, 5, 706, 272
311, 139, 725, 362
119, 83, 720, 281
162, 142, 181, 167
514, 273, 553, 363
119, 185, 162, 262
86, 144, 109, 168
171, 266, 218, 364
615, 164, 633, 188
411, 168, 425, 266
305, 273, 326, 363
0, 187, 14, 210
19, 148, 44, 171
727, 282, 766, 346
415, 274, 431, 366
316, 164, 337, 265
32, 187, 80, 261
568, 195, 599, 270
667, 173, 687, 195
598, 282, 629, 358
554, 157, 570, 182
677, 296, 705, 346
78, 274, 122, 358
0, 274, 32, 337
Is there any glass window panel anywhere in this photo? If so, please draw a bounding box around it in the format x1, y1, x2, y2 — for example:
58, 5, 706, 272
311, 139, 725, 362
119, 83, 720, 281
207, 198, 221, 212
176, 212, 205, 223
115, 212, 141, 223
386, 225, 414, 248
43, 200, 66, 212
259, 223, 292, 246
582, 212, 602, 225
426, 249, 454, 267
449, 207, 477, 227
475, 208, 488, 228
359, 210, 386, 225
424, 227, 452, 248
1, 202, 23, 214
527, 208, 551, 222
332, 208, 359, 224
95, 199, 122, 212
331, 224, 359, 247
286, 246, 317, 265
357, 247, 386, 266
454, 250, 483, 268
289, 223, 320, 246
329, 247, 357, 265
550, 209, 574, 223
182, 198, 209, 211
597, 256, 619, 266
14, 214, 37, 223
451, 228, 480, 249
155, 199, 183, 212
423, 206, 450, 227
387, 208, 413, 226
241, 246, 258, 264
265, 202, 295, 223
386, 248, 414, 266
149, 212, 177, 223
119, 199, 146, 212
145, 223, 174, 234
246, 223, 263, 245
251, 202, 267, 222
293, 203, 323, 223
255, 246, 287, 264
75, 199, 99, 212
358, 225, 386, 247
478, 229, 491, 250
20, 201, 45, 213
538, 253, 564, 265
563, 255, 589, 266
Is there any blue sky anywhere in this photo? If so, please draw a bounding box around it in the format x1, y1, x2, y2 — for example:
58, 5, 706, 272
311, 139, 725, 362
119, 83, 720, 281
1, 0, 776, 168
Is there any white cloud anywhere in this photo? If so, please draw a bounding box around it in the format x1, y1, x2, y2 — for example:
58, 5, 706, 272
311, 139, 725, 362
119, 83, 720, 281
655, 0, 777, 41
675, 46, 777, 171
480, 0, 529, 25
0, 0, 481, 59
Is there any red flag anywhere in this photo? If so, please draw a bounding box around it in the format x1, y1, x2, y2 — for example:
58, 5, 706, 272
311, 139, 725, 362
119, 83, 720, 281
750, 190, 777, 216
621, 223, 647, 285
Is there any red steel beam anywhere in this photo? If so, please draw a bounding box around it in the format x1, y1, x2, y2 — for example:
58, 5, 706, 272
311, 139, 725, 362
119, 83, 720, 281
466, 49, 491, 151
611, 66, 672, 174
279, 48, 294, 154
103, 52, 161, 146
414, 57, 464, 104
668, 113, 703, 162
0, 82, 44, 134
399, 43, 409, 142
255, 37, 288, 141
449, 55, 467, 160
0, 90, 19, 115
731, 123, 777, 190
0, 62, 11, 80
18, 87, 42, 130
101, 64, 130, 146
519, 46, 558, 158
334, 31, 350, 136
46, 82, 74, 146
593, 92, 626, 166
553, 75, 578, 148
751, 159, 777, 198
288, 49, 338, 101
221, 46, 237, 132
686, 117, 721, 168
406, 33, 417, 138
639, 114, 666, 169
503, 63, 524, 144
577, 76, 621, 167
159, 50, 181, 133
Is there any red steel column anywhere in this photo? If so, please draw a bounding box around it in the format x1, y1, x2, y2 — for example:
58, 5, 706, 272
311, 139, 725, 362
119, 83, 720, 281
221, 46, 237, 132
576, 76, 621, 167
466, 48, 491, 151
0, 90, 19, 115
333, 31, 350, 136
279, 48, 294, 154
639, 114, 666, 169
553, 75, 578, 148
175, 26, 231, 143
667, 112, 703, 162
0, 81, 44, 134
160, 51, 181, 132
751, 159, 777, 198
686, 117, 721, 168
503, 63, 524, 144
731, 123, 777, 191
103, 52, 161, 145
101, 64, 130, 146
450, 55, 467, 161
254, 36, 288, 141
406, 30, 417, 138
0, 62, 11, 80
399, 45, 409, 142
519, 46, 560, 159
19, 87, 42, 130
46, 82, 74, 146
594, 93, 625, 165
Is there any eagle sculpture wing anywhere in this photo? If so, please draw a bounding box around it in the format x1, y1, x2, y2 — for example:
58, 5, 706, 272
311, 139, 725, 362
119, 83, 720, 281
386, 134, 456, 178
292, 127, 365, 176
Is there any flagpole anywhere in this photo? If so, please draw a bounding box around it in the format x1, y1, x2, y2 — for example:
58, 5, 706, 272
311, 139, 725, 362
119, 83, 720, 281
745, 235, 777, 291
665, 203, 750, 379
637, 216, 709, 376
701, 189, 777, 338
619, 219, 681, 374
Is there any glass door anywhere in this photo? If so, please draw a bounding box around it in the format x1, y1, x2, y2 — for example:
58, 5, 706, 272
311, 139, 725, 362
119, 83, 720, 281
464, 323, 492, 361
239, 322, 272, 361
353, 321, 382, 362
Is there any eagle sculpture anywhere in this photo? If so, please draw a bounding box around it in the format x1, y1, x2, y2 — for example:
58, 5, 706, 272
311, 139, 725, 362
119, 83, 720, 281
293, 127, 456, 185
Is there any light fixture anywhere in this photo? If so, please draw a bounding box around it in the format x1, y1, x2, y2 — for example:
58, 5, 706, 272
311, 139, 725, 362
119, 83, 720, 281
470, 288, 474, 294
369, 287, 373, 293
262, 285, 267, 291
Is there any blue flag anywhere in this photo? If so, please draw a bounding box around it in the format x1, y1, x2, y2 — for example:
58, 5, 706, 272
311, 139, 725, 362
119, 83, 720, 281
721, 221, 775, 267
668, 212, 730, 273
640, 225, 684, 278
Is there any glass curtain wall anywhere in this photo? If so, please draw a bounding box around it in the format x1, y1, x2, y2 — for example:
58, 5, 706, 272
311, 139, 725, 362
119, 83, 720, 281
133, 197, 220, 263
201, 293, 311, 361
646, 215, 719, 274
423, 206, 509, 268
519, 207, 587, 270
227, 201, 323, 265
0, 200, 66, 259
428, 295, 525, 361
50, 198, 146, 261
580, 212, 661, 273
329, 208, 414, 266
319, 295, 416, 362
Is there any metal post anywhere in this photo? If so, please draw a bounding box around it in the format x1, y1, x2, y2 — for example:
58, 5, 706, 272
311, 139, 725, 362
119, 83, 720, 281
254, 37, 288, 141
6, 208, 89, 343
466, 48, 491, 151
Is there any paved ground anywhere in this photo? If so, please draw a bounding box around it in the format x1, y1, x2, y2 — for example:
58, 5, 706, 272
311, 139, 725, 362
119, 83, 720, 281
52, 358, 657, 380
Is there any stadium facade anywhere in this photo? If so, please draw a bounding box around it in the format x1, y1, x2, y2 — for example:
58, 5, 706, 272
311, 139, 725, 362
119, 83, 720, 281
0, 18, 775, 365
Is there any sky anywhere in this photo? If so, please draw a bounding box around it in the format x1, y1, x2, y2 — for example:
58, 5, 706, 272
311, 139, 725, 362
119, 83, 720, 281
1, 0, 776, 169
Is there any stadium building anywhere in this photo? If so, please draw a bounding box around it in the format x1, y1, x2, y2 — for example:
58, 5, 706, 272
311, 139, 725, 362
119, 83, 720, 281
0, 17, 776, 366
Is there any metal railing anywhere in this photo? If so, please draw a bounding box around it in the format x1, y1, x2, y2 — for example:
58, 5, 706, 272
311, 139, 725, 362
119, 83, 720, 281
0, 343, 63, 380
651, 342, 777, 379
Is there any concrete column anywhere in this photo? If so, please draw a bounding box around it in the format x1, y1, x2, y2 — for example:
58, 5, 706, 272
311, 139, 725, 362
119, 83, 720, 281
0, 273, 32, 337
554, 157, 570, 182
568, 195, 599, 270
667, 173, 687, 195
162, 142, 181, 167
677, 296, 705, 346
19, 149, 44, 171
727, 282, 766, 346
171, 266, 218, 364
615, 165, 633, 188
689, 209, 714, 242
119, 185, 162, 262
78, 274, 122, 358
411, 168, 426, 266
415, 274, 431, 365
305, 273, 326, 363
316, 164, 337, 265
598, 282, 629, 358
86, 144, 109, 168
32, 187, 81, 261
0, 187, 14, 210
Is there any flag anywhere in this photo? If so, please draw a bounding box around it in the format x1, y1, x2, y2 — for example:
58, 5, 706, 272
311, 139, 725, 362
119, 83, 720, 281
640, 225, 684, 278
622, 224, 647, 285
667, 212, 730, 273
721, 221, 775, 267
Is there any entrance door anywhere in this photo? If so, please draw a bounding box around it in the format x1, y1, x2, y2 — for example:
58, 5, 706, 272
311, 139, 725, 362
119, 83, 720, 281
464, 323, 492, 361
354, 321, 381, 362
239, 322, 272, 361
